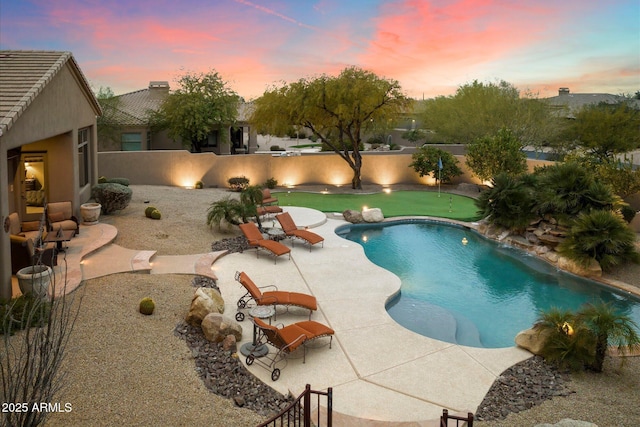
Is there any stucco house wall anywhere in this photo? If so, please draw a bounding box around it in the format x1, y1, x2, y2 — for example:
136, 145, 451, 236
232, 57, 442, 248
0, 50, 101, 300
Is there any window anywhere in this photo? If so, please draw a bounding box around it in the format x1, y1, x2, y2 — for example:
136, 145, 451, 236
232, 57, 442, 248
78, 128, 89, 187
121, 133, 142, 151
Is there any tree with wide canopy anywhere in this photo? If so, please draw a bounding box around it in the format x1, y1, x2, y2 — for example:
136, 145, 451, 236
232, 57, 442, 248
250, 67, 410, 189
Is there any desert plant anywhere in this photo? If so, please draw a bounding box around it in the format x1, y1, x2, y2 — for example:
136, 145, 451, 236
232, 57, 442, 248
207, 197, 245, 228
139, 298, 155, 315
144, 206, 157, 218
97, 176, 129, 186
558, 209, 640, 271
264, 178, 278, 189
150, 209, 162, 220
536, 307, 595, 372
577, 301, 640, 372
194, 180, 204, 189
475, 172, 537, 231
228, 176, 249, 192
91, 182, 132, 214
270, 145, 285, 151
1, 268, 82, 426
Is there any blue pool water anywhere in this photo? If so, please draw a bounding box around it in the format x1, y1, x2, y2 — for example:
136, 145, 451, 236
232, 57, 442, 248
336, 220, 640, 348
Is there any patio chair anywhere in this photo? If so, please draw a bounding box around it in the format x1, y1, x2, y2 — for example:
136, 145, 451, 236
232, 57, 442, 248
47, 201, 79, 236
246, 317, 334, 381
256, 205, 283, 218
261, 188, 278, 206
234, 271, 317, 321
275, 212, 324, 250
239, 222, 291, 263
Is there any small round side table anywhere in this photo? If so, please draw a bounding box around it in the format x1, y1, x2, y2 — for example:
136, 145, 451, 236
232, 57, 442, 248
240, 305, 276, 357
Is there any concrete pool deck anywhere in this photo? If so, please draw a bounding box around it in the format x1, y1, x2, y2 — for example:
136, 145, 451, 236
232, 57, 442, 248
33, 206, 532, 426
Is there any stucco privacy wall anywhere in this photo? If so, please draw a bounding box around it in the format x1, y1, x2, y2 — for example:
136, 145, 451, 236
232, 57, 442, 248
98, 150, 554, 188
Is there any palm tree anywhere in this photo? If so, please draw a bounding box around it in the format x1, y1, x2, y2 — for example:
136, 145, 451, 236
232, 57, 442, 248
576, 301, 640, 372
536, 307, 595, 372
475, 172, 537, 231
240, 185, 264, 229
206, 197, 244, 228
558, 209, 640, 271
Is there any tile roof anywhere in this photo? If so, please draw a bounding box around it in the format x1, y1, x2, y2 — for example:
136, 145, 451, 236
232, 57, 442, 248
108, 82, 252, 125
0, 50, 101, 136
108, 83, 170, 126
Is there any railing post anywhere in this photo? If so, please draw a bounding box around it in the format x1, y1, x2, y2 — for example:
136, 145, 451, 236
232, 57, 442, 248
441, 409, 448, 426
303, 384, 311, 427
467, 412, 474, 427
327, 387, 332, 427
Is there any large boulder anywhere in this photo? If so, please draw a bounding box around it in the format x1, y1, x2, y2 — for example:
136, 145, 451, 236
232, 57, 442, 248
557, 256, 602, 278
342, 209, 364, 224
186, 287, 225, 326
362, 208, 384, 223
515, 326, 551, 355
201, 313, 243, 343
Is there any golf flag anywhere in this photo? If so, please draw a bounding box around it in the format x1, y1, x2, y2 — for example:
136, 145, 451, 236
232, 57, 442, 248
438, 157, 443, 170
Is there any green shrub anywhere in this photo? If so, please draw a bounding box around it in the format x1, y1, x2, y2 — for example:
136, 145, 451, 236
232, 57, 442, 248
195, 180, 204, 189
1, 294, 50, 335
270, 145, 285, 151
150, 209, 161, 220
107, 177, 130, 186
91, 183, 132, 214
620, 204, 636, 223
228, 176, 249, 192
97, 176, 129, 186
139, 298, 155, 315
144, 206, 157, 218
264, 177, 278, 189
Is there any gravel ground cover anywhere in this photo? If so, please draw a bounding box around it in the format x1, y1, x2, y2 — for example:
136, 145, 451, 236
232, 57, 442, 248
44, 185, 640, 426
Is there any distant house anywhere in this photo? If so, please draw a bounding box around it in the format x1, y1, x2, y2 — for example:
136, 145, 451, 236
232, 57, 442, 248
545, 87, 640, 118
0, 50, 102, 299
100, 81, 257, 154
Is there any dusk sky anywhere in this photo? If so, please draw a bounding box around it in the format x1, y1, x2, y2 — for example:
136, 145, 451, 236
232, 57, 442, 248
1, 0, 638, 100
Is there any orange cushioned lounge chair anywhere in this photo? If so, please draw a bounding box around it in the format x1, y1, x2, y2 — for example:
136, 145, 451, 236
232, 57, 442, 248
261, 188, 278, 205
247, 317, 334, 381
234, 271, 317, 321
275, 212, 324, 250
239, 222, 291, 263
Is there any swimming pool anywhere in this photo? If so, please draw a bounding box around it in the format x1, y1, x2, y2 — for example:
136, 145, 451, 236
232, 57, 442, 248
336, 220, 640, 348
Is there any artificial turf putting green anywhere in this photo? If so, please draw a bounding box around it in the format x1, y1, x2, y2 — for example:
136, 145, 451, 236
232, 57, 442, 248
272, 190, 481, 222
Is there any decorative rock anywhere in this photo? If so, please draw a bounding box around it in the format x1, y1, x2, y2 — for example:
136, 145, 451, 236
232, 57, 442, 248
544, 251, 560, 263
342, 209, 364, 223
222, 334, 237, 352
557, 256, 602, 278
362, 207, 384, 223
186, 287, 225, 326
538, 234, 565, 247
534, 245, 550, 255
535, 419, 598, 427
515, 326, 551, 355
201, 312, 242, 343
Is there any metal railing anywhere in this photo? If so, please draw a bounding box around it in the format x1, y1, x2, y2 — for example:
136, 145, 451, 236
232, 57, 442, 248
257, 384, 332, 427
440, 409, 474, 427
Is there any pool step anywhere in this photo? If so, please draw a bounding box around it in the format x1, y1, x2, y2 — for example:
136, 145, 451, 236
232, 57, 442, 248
387, 297, 484, 347
453, 314, 483, 347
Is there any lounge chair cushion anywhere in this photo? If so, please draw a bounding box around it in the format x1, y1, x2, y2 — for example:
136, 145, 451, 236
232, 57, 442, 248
254, 318, 334, 353
263, 291, 318, 311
